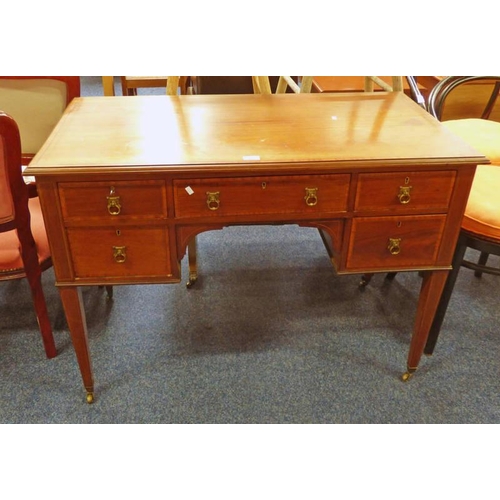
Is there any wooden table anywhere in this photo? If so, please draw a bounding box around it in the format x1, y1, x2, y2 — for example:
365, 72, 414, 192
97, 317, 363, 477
26, 92, 488, 403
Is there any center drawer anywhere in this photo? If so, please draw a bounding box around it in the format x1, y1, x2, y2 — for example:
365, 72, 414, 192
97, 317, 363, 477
173, 174, 350, 218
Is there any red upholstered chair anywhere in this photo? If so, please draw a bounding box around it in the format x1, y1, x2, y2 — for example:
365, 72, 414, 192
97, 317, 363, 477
0, 111, 56, 358
0, 77, 91, 356
0, 76, 80, 166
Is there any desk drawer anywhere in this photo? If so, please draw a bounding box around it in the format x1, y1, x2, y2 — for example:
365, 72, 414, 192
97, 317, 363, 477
59, 180, 167, 220
66, 227, 172, 279
354, 171, 456, 213
346, 215, 446, 271
173, 174, 350, 218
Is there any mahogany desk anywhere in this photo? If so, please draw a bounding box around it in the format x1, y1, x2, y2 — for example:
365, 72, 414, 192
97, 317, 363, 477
26, 92, 488, 403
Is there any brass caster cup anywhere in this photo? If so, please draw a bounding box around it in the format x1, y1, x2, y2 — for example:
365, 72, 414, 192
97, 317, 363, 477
401, 370, 415, 382
186, 275, 198, 289
86, 392, 95, 404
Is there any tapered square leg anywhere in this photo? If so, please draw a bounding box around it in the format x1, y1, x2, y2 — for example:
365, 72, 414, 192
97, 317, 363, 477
59, 286, 94, 403
404, 269, 449, 380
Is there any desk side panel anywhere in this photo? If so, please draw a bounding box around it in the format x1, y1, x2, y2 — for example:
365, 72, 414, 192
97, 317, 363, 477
37, 180, 75, 282
436, 164, 477, 265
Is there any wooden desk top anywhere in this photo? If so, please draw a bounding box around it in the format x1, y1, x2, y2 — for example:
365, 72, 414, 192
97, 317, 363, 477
28, 92, 486, 175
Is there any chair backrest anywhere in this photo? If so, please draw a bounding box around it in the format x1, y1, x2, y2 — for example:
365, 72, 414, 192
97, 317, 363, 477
191, 76, 299, 95
0, 111, 29, 235
427, 76, 500, 121
252, 76, 404, 95
252, 76, 312, 94
0, 76, 80, 164
0, 125, 15, 226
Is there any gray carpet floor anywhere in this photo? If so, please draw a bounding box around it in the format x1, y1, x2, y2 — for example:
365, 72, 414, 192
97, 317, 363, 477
1, 77, 499, 423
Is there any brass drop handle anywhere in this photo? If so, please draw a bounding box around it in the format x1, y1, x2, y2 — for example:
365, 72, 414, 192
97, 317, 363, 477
206, 191, 220, 211
398, 185, 412, 204
387, 238, 402, 255
113, 246, 127, 263
304, 187, 318, 207
107, 187, 122, 215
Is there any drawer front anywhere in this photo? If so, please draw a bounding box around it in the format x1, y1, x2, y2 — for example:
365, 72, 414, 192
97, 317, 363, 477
59, 180, 167, 220
354, 171, 456, 213
173, 174, 350, 218
66, 227, 172, 279
346, 215, 447, 271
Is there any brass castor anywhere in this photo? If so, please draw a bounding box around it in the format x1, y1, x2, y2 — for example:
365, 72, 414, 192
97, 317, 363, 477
186, 274, 198, 288
86, 392, 95, 404
401, 370, 415, 382
358, 273, 373, 289
358, 279, 368, 290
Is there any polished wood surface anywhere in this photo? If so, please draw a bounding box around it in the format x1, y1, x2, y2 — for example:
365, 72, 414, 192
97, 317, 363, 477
31, 93, 482, 170
27, 93, 488, 401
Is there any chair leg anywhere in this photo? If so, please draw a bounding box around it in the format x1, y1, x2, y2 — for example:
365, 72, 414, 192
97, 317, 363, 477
424, 233, 468, 355
18, 225, 57, 358
474, 251, 489, 278
359, 271, 397, 289
98, 285, 114, 299
26, 271, 57, 358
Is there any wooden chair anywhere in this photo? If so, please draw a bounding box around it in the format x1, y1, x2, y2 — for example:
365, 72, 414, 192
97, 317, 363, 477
0, 111, 56, 358
120, 76, 190, 96
423, 76, 500, 354
252, 76, 314, 94
190, 76, 299, 95
311, 76, 433, 102
251, 76, 404, 95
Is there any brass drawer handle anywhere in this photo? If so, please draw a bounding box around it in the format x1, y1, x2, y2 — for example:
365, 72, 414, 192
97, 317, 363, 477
107, 187, 122, 215
387, 238, 402, 255
304, 187, 318, 206
398, 185, 412, 204
206, 191, 220, 211
113, 246, 127, 263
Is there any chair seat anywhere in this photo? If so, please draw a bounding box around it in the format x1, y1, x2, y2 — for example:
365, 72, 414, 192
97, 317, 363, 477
462, 164, 500, 240
442, 118, 500, 241
443, 118, 500, 163
0, 197, 51, 274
